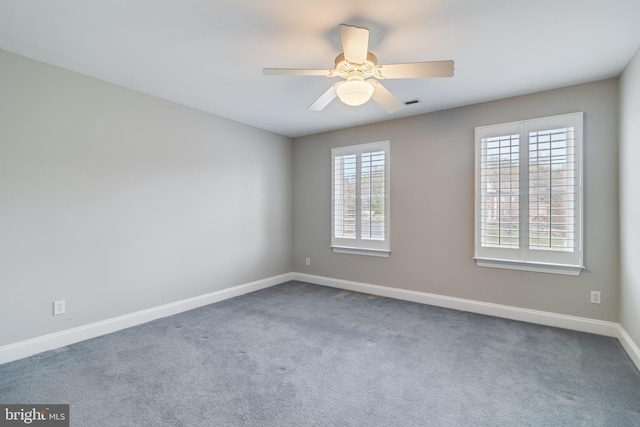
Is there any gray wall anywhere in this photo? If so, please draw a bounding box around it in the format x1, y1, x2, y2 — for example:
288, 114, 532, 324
0, 50, 293, 346
0, 45, 629, 350
293, 79, 619, 322
620, 47, 640, 346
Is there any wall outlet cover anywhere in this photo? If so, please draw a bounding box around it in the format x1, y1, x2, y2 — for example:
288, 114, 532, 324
53, 300, 66, 315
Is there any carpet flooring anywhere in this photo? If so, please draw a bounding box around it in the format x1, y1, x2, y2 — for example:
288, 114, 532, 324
1, 281, 639, 426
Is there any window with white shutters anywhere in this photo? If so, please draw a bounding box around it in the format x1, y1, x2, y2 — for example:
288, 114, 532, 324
332, 141, 390, 257
474, 113, 583, 275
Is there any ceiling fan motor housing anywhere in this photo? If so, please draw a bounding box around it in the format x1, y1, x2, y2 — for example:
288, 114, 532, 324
331, 52, 379, 79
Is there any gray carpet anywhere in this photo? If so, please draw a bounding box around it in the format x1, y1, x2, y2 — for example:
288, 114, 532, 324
1, 281, 639, 426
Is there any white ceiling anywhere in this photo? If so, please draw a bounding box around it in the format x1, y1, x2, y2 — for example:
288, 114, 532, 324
1, 0, 640, 138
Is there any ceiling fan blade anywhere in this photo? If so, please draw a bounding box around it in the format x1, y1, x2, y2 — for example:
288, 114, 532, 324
376, 60, 455, 79
340, 24, 369, 64
308, 82, 342, 111
263, 68, 331, 76
369, 80, 405, 113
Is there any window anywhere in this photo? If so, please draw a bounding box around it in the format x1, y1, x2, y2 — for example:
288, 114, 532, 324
332, 141, 390, 257
474, 113, 584, 275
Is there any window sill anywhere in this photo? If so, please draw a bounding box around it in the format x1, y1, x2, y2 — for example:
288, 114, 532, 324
474, 257, 584, 276
331, 246, 390, 257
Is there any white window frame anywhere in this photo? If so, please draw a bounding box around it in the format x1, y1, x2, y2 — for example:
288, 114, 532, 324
474, 113, 584, 276
331, 141, 390, 257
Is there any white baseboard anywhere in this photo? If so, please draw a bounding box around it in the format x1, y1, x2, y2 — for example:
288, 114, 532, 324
618, 325, 640, 372
292, 273, 620, 337
0, 273, 293, 365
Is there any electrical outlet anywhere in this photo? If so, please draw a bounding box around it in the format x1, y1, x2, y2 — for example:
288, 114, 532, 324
305, 257, 311, 266
590, 291, 601, 305
53, 300, 66, 315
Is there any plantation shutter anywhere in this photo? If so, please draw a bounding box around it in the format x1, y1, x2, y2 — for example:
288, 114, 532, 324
360, 149, 386, 241
476, 121, 523, 262
333, 153, 357, 240
522, 114, 582, 268
479, 133, 520, 250
475, 113, 583, 275
332, 141, 390, 256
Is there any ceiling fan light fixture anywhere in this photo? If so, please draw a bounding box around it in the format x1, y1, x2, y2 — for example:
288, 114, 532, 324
336, 78, 374, 106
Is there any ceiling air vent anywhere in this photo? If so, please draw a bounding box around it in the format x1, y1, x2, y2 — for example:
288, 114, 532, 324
404, 99, 420, 106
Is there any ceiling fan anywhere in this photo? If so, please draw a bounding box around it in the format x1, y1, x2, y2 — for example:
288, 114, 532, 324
263, 24, 454, 113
